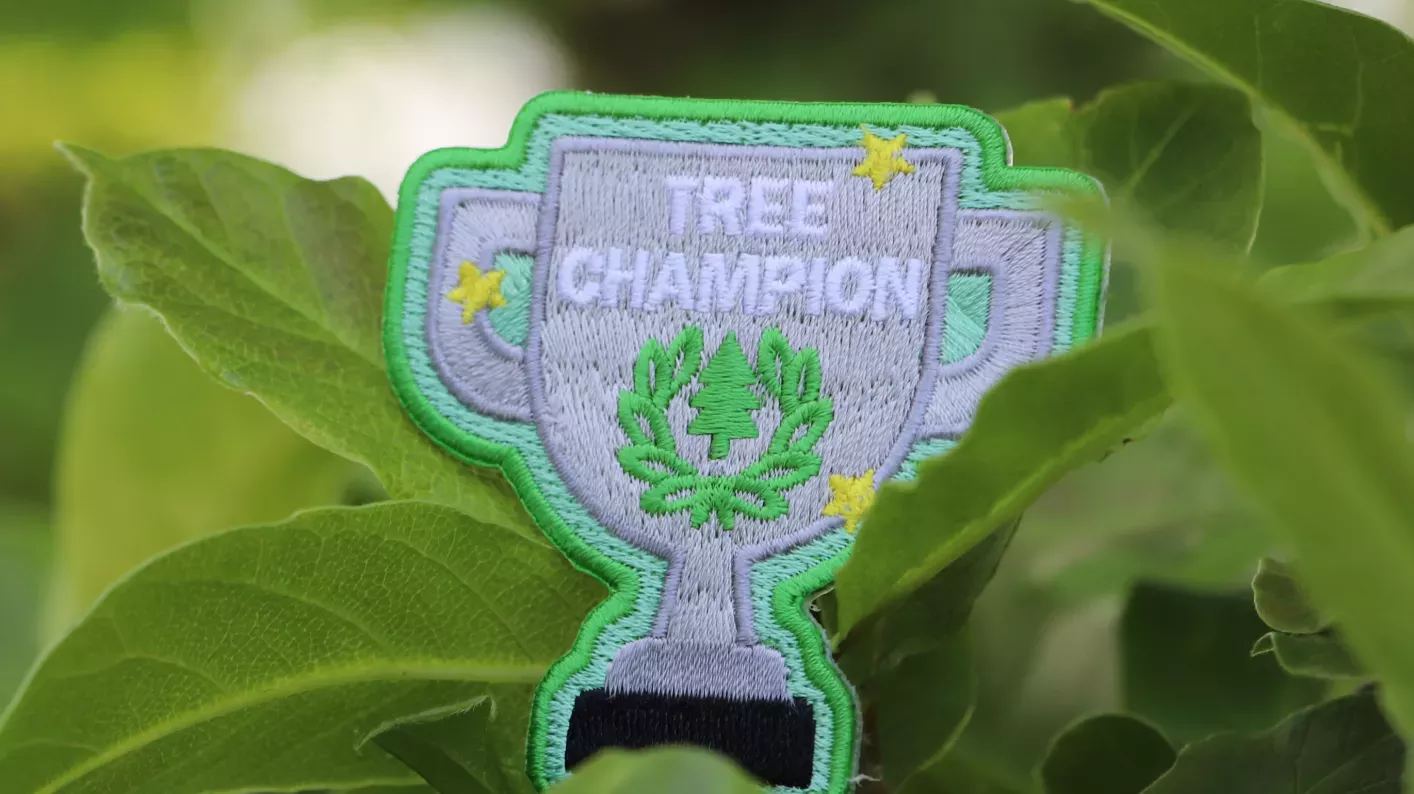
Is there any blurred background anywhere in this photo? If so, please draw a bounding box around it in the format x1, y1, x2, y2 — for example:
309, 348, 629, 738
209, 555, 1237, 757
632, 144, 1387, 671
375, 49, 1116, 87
1, 0, 1408, 787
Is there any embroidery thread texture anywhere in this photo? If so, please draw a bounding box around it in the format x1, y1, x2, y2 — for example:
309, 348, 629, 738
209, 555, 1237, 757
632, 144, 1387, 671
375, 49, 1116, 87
384, 92, 1110, 794
617, 327, 835, 531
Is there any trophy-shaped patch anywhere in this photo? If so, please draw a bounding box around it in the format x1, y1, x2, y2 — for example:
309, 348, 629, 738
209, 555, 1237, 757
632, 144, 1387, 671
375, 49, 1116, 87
385, 92, 1107, 793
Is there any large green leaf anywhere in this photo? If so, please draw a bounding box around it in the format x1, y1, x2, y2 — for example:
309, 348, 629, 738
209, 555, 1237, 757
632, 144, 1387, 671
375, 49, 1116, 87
60, 146, 532, 536
1147, 235, 1414, 765
1261, 224, 1414, 314
0, 501, 602, 794
1075, 81, 1262, 252
47, 306, 356, 631
0, 506, 49, 708
1142, 689, 1404, 794
1120, 583, 1323, 745
545, 748, 762, 794
1081, 0, 1414, 235
834, 323, 1169, 639
1039, 714, 1175, 794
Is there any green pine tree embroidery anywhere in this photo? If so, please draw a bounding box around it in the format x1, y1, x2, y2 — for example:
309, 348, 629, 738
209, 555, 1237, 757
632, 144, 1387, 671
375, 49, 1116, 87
688, 332, 762, 459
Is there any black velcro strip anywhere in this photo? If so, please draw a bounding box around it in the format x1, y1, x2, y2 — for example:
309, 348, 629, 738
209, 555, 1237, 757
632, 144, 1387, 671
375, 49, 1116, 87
564, 688, 816, 788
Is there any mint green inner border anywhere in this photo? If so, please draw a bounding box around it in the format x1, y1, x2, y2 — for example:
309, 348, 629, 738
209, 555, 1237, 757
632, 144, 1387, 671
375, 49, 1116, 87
383, 91, 1105, 794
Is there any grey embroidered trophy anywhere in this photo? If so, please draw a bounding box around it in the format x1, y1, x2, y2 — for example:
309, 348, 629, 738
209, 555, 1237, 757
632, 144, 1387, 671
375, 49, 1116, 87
385, 92, 1107, 794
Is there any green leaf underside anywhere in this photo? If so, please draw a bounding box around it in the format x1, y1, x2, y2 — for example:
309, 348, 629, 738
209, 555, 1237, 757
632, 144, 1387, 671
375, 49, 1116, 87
834, 322, 1169, 640
1252, 631, 1366, 680
1075, 81, 1263, 251
1142, 690, 1404, 794
1251, 557, 1324, 635
544, 748, 763, 794
0, 502, 599, 794
996, 81, 1262, 252
1082, 0, 1414, 235
60, 145, 534, 537
1148, 244, 1414, 753
843, 522, 1020, 792
368, 697, 520, 794
1120, 583, 1323, 745
49, 306, 355, 630
1039, 714, 1176, 794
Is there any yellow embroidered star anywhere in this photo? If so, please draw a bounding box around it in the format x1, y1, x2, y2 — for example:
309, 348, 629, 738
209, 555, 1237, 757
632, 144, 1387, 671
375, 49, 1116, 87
446, 261, 507, 324
822, 469, 877, 534
852, 125, 915, 191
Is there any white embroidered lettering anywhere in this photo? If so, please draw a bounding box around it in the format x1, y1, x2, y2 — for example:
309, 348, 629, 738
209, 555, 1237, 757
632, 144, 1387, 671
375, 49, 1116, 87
758, 256, 806, 314
629, 249, 651, 309
870, 257, 925, 321
746, 177, 790, 237
697, 252, 761, 314
559, 247, 604, 306
788, 180, 831, 238
825, 257, 873, 316
599, 247, 637, 308
699, 177, 745, 236
664, 175, 700, 236
646, 252, 696, 312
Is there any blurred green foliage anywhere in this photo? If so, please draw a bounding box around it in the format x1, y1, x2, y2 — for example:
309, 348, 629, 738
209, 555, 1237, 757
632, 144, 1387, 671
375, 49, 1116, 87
1, 0, 1410, 792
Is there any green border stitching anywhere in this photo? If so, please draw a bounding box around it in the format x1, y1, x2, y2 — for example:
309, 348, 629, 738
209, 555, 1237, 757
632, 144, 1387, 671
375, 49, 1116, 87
383, 91, 1106, 793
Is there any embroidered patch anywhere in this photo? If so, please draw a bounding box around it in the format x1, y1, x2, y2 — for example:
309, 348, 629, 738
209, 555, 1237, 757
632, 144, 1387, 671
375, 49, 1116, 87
384, 93, 1108, 794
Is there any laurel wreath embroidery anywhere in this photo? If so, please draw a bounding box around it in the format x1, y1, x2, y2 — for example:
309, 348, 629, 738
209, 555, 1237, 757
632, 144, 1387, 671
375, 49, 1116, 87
615, 326, 835, 531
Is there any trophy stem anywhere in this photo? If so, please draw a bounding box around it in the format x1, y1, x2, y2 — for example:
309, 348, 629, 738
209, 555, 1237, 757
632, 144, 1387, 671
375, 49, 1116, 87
661, 530, 738, 643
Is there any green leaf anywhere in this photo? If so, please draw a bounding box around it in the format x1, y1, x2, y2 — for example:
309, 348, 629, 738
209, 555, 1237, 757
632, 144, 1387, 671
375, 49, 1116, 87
1120, 583, 1324, 745
1249, 113, 1358, 266
840, 522, 1019, 792
545, 748, 763, 794
1252, 631, 1366, 680
1261, 224, 1414, 315
834, 322, 1169, 640
998, 82, 1263, 252
0, 501, 602, 794
1038, 714, 1175, 794
0, 171, 110, 506
61, 146, 533, 536
992, 97, 1077, 169
1075, 81, 1263, 252
367, 696, 527, 794
0, 506, 49, 707
1142, 689, 1404, 794
1080, 0, 1414, 235
1027, 413, 1272, 606
48, 306, 356, 631
1146, 233, 1414, 757
899, 752, 1026, 794
1251, 557, 1323, 635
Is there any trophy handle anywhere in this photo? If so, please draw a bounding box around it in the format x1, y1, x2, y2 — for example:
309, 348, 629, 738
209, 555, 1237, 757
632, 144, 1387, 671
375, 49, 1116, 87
428, 188, 541, 424
920, 209, 1065, 438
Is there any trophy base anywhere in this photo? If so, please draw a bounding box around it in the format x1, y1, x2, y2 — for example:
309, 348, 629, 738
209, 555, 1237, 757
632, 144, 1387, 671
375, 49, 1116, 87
564, 688, 815, 788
